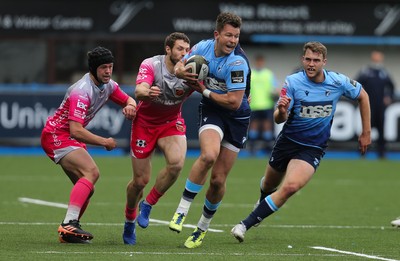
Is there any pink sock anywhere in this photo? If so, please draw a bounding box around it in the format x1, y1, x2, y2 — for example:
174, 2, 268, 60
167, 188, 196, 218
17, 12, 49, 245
125, 203, 137, 221
79, 188, 94, 220
70, 178, 94, 209
78, 199, 90, 220
145, 187, 163, 205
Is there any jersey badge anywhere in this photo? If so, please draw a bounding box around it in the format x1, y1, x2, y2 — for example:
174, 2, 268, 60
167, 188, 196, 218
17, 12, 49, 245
136, 139, 147, 148
174, 87, 184, 97
231, 71, 244, 83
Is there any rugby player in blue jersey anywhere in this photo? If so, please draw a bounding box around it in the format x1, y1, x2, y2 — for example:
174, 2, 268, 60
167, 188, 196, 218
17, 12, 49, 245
231, 41, 371, 243
169, 12, 251, 248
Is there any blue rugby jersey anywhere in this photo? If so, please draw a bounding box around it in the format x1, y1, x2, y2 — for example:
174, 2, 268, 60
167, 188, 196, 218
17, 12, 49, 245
186, 39, 251, 118
280, 69, 361, 149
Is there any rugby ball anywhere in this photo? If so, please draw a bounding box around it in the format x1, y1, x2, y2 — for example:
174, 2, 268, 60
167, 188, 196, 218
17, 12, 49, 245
184, 55, 209, 81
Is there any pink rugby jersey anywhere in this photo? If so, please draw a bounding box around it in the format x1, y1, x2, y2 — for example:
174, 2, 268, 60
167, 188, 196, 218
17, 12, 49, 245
135, 55, 194, 125
44, 73, 129, 132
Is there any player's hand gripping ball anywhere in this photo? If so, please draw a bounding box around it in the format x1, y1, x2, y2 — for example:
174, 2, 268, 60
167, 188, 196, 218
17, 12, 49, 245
184, 55, 209, 81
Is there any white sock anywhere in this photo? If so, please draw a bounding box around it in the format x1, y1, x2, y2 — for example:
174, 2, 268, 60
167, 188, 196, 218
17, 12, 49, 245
63, 205, 80, 223
176, 198, 192, 215
197, 214, 212, 231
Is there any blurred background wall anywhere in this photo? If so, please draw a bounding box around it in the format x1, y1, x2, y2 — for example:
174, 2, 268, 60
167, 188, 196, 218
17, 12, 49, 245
1, 0, 399, 151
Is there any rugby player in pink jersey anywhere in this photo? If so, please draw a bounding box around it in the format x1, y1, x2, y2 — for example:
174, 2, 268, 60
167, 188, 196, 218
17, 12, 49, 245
41, 46, 136, 243
122, 32, 194, 245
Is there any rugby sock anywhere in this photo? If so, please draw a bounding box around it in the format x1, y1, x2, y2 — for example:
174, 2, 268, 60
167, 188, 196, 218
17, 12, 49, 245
145, 187, 163, 205
242, 195, 279, 229
79, 189, 94, 220
78, 199, 90, 220
63, 178, 94, 223
125, 203, 137, 222
197, 198, 221, 231
259, 188, 277, 203
259, 189, 268, 202
258, 176, 276, 203
176, 179, 203, 215
64, 206, 80, 224
197, 215, 211, 232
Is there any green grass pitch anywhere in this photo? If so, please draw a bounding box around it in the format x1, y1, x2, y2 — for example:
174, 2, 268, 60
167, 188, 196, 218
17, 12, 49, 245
1, 155, 400, 260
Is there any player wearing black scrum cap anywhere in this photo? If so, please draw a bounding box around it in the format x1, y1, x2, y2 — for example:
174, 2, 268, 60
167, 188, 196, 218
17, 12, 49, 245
41, 46, 137, 243
88, 46, 115, 85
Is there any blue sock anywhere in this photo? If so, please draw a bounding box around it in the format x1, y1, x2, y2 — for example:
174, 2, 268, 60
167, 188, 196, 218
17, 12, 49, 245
182, 179, 203, 201
203, 198, 221, 218
242, 195, 279, 229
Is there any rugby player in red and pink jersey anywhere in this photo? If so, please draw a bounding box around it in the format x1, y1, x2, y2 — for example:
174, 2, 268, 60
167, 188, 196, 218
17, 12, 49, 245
123, 32, 194, 245
41, 46, 136, 243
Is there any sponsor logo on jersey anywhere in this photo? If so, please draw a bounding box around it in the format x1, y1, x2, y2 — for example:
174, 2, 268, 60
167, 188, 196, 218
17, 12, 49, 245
74, 109, 86, 119
229, 60, 244, 66
138, 68, 147, 74
52, 133, 61, 146
77, 100, 87, 110
231, 71, 244, 83
137, 67, 148, 81
205, 78, 227, 92
300, 101, 333, 118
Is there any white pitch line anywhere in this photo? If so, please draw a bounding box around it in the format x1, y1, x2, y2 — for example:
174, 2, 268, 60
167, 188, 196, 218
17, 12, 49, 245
145, 217, 223, 232
35, 250, 340, 257
19, 197, 68, 208
311, 246, 400, 261
17, 197, 223, 233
